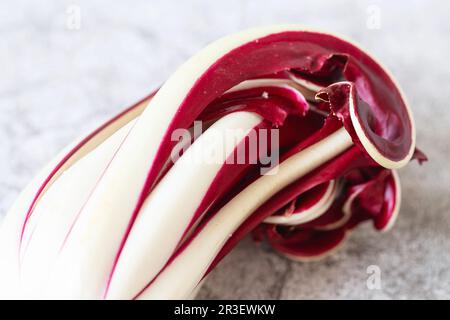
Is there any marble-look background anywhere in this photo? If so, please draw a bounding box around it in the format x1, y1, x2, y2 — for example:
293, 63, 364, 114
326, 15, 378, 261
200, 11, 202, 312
1, 0, 449, 299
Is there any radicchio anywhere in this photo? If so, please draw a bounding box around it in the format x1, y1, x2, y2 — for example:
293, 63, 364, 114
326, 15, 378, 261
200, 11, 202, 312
0, 26, 425, 299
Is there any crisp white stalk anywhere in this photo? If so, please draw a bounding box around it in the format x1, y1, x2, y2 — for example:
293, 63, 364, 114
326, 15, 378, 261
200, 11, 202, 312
227, 78, 317, 102
0, 98, 147, 299
137, 128, 353, 299
18, 120, 137, 298
106, 111, 263, 299
0, 101, 147, 299
263, 180, 338, 226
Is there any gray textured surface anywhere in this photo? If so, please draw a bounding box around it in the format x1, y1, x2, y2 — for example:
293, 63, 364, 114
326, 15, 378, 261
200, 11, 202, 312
1, 0, 449, 299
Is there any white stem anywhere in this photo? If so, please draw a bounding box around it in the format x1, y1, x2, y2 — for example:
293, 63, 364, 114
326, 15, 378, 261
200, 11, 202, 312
106, 112, 263, 299
263, 179, 338, 226
18, 120, 137, 297
137, 127, 353, 299
0, 102, 146, 299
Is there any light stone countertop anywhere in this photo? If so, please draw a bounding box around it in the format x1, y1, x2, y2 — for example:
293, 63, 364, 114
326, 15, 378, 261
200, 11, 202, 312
1, 0, 449, 299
